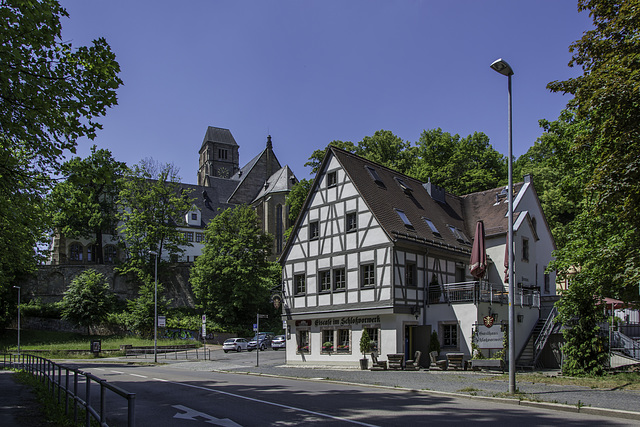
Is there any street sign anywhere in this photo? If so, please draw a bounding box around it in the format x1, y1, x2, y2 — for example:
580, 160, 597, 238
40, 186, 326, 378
158, 316, 166, 327
253, 323, 258, 331
258, 314, 268, 319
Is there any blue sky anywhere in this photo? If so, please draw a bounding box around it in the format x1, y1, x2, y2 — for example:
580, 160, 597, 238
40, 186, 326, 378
60, 1, 592, 183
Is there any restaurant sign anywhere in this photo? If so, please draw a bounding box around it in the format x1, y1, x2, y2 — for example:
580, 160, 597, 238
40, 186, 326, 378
295, 315, 381, 328
476, 325, 503, 349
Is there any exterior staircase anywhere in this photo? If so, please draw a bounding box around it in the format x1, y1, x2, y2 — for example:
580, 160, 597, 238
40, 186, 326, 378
516, 304, 558, 369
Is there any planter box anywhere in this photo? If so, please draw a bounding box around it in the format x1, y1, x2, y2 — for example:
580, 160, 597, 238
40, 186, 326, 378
470, 359, 504, 372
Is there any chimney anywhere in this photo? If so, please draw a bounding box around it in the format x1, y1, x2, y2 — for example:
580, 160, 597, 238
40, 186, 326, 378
423, 178, 446, 204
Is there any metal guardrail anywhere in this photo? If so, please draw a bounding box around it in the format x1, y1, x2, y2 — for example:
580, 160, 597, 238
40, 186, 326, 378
429, 281, 540, 307
2, 353, 135, 427
611, 331, 640, 361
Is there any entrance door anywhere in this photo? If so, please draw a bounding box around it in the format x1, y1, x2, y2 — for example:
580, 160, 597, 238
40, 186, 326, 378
405, 325, 431, 368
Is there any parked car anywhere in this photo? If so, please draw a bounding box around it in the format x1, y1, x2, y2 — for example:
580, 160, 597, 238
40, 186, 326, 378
223, 338, 248, 353
247, 333, 274, 351
271, 335, 286, 350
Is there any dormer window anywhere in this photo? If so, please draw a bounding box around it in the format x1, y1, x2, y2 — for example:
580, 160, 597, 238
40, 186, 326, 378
422, 217, 441, 237
395, 209, 414, 229
186, 208, 201, 226
365, 166, 385, 187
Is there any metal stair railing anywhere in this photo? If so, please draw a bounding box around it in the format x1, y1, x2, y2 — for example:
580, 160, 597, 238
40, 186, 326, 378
532, 306, 558, 365
611, 330, 640, 361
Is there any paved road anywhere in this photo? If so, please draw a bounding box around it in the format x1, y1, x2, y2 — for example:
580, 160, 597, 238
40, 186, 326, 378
56, 361, 640, 426
2, 348, 640, 425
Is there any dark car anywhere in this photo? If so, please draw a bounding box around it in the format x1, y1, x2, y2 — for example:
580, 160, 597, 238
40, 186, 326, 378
247, 333, 274, 351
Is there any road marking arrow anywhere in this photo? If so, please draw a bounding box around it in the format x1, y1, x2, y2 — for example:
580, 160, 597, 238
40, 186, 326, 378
172, 405, 241, 426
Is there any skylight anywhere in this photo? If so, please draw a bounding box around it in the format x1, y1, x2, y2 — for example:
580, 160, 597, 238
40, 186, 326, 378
422, 217, 441, 237
365, 166, 385, 187
394, 177, 413, 194
448, 225, 470, 244
395, 209, 413, 228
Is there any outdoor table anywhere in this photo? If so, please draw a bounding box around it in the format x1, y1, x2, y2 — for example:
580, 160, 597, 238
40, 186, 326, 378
387, 353, 404, 370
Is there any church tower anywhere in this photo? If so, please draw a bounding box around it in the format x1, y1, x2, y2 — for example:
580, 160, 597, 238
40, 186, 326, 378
197, 127, 240, 186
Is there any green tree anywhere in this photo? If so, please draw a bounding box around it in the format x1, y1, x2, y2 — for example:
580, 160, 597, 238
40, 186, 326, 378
305, 140, 357, 174
514, 111, 594, 248
546, 0, 640, 374
124, 275, 170, 339
60, 269, 116, 335
117, 159, 192, 278
48, 146, 126, 263
0, 0, 121, 325
190, 205, 281, 332
409, 129, 507, 195
284, 178, 313, 241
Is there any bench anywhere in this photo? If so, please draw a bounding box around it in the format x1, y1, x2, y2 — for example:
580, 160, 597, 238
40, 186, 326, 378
387, 353, 404, 370
470, 359, 504, 372
446, 353, 465, 370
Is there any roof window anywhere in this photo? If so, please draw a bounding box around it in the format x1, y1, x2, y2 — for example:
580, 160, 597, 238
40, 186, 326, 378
365, 166, 385, 187
394, 177, 413, 195
448, 225, 470, 244
395, 209, 414, 229
422, 217, 441, 237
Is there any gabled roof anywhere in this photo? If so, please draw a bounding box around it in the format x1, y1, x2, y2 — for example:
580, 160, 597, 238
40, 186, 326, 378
177, 182, 234, 227
227, 144, 282, 205
461, 183, 525, 239
252, 165, 297, 203
330, 148, 471, 253
200, 127, 238, 152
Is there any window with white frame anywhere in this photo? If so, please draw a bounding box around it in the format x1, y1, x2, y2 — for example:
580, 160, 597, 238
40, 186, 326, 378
297, 329, 309, 353
346, 212, 357, 232
319, 270, 331, 292
361, 264, 375, 288
327, 171, 337, 187
294, 274, 306, 295
309, 221, 319, 240
405, 262, 417, 286
365, 327, 380, 353
333, 268, 346, 290
337, 329, 351, 352
322, 329, 334, 352
442, 323, 458, 348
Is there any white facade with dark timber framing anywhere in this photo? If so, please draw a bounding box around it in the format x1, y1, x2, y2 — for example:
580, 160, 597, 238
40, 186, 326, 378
279, 147, 556, 368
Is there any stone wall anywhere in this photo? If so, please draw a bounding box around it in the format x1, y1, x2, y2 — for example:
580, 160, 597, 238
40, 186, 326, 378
21, 264, 197, 308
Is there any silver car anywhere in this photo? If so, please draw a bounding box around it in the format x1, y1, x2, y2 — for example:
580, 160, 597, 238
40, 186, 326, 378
271, 335, 286, 350
222, 338, 248, 353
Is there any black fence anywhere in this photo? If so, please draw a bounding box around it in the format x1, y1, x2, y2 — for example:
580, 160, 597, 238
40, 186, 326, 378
2, 353, 135, 427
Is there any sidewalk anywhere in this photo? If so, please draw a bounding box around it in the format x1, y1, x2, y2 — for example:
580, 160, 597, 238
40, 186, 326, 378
0, 370, 46, 427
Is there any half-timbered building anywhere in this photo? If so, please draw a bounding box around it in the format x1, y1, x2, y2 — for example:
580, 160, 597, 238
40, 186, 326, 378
279, 146, 556, 367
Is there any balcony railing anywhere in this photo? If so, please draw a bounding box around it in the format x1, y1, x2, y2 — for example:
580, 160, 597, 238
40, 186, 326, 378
428, 281, 540, 307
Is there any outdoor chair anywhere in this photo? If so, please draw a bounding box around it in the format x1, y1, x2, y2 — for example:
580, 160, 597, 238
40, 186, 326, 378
404, 350, 422, 370
429, 351, 447, 370
370, 352, 388, 371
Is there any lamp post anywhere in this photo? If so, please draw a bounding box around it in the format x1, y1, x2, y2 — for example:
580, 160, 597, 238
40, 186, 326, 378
13, 286, 20, 355
490, 57, 516, 394
149, 251, 158, 363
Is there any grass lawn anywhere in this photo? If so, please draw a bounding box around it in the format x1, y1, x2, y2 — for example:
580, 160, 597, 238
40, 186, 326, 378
489, 371, 640, 391
1, 328, 201, 358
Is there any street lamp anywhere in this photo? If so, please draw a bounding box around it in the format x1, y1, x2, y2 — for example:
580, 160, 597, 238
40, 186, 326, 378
13, 286, 20, 355
490, 57, 516, 394
149, 251, 158, 363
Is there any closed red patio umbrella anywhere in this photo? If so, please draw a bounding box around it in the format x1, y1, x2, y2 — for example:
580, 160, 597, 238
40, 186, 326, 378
469, 220, 486, 280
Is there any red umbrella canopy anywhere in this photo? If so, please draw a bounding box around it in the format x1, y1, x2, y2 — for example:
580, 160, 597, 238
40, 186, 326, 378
469, 221, 486, 280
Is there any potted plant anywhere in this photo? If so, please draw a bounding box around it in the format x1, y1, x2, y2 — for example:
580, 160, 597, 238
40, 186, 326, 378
359, 329, 371, 370
429, 330, 440, 356
429, 275, 441, 303
322, 342, 333, 352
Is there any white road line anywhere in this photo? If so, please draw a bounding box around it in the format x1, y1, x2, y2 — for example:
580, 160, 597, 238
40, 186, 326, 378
130, 374, 147, 378
111, 370, 124, 374
153, 378, 169, 382
153, 377, 379, 426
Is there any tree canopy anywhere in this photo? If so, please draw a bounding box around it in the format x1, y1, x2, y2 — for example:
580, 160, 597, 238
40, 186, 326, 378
0, 0, 121, 326
49, 146, 126, 263
190, 205, 280, 333
117, 159, 192, 279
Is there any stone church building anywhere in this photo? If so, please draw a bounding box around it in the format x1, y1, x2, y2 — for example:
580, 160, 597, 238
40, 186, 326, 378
49, 126, 297, 265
